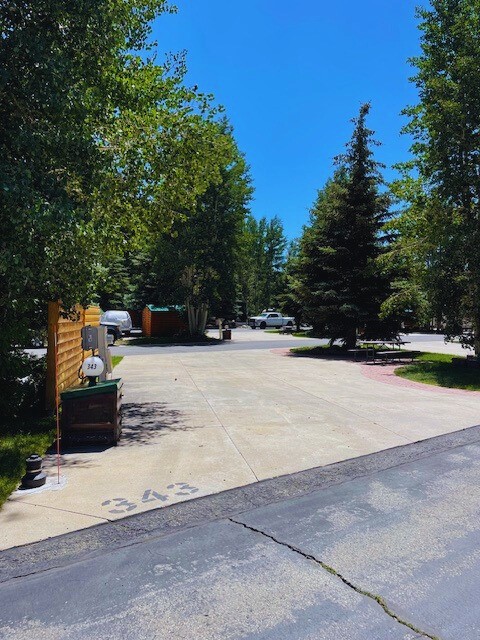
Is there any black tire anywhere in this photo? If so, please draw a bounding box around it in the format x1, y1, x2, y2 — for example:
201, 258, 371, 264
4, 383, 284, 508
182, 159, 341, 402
260, 321, 267, 329
286, 321, 293, 327
251, 326, 256, 330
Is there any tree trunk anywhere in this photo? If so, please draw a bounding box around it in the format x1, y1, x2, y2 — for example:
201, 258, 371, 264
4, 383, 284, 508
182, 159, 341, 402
186, 300, 208, 336
344, 327, 357, 350
473, 315, 480, 358
186, 302, 195, 336
198, 304, 208, 334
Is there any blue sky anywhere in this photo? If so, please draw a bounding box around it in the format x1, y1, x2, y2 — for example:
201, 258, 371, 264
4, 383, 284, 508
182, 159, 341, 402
153, 1, 427, 240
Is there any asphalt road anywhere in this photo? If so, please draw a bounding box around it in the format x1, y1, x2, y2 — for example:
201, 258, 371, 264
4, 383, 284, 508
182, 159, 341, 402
111, 330, 454, 356
112, 331, 328, 355
24, 330, 460, 359
2, 426, 480, 639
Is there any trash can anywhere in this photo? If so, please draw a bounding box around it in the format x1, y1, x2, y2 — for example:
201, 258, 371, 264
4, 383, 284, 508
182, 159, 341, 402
222, 329, 232, 340
61, 378, 123, 445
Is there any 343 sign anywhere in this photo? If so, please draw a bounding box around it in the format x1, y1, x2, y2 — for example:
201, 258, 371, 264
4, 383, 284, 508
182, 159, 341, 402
101, 483, 199, 514
81, 356, 104, 376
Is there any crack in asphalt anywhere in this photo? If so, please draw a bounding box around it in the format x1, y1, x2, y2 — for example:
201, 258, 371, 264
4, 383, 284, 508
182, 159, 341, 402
229, 517, 442, 640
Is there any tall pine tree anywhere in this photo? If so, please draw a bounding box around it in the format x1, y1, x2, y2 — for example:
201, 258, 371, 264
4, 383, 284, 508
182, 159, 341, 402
294, 103, 396, 348
398, 0, 480, 354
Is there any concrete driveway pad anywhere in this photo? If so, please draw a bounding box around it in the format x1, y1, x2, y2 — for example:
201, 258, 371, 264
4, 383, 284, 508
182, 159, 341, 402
1, 332, 480, 549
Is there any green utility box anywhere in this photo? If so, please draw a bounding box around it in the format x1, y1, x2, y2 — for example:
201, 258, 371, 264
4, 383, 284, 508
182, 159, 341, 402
61, 379, 123, 445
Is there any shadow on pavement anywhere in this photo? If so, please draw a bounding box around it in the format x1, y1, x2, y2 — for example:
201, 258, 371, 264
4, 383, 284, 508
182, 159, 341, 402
43, 403, 192, 461
288, 349, 356, 362
120, 402, 190, 445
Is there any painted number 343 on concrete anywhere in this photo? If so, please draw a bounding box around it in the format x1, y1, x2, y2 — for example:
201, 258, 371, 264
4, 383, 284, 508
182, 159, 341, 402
101, 483, 199, 514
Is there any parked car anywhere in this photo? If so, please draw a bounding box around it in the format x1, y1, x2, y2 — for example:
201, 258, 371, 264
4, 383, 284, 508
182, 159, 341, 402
248, 312, 295, 330
100, 310, 133, 336
100, 321, 123, 343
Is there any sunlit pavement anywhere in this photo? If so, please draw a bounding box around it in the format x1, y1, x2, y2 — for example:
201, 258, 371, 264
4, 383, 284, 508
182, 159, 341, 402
2, 426, 480, 639
2, 330, 478, 550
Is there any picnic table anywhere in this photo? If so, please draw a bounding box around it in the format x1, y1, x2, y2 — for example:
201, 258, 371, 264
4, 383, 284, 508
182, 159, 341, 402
350, 339, 412, 363
359, 339, 410, 349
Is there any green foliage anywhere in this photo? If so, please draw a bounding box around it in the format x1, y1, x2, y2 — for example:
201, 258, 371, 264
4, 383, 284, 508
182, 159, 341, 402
415, 352, 454, 363
126, 125, 253, 333
0, 0, 233, 420
0, 353, 54, 506
0, 355, 47, 430
237, 214, 287, 315
97, 256, 133, 311
0, 422, 55, 508
379, 174, 432, 329
293, 104, 398, 348
278, 240, 304, 329
395, 353, 480, 391
395, 0, 480, 352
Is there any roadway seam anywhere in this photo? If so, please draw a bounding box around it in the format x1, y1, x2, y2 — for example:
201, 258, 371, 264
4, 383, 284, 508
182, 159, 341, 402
229, 517, 441, 640
179, 359, 260, 482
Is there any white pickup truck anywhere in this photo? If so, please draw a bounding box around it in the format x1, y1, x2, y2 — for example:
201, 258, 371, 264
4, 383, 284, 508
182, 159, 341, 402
248, 312, 295, 330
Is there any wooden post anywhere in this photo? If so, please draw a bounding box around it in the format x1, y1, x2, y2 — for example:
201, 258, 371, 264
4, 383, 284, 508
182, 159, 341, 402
46, 301, 60, 411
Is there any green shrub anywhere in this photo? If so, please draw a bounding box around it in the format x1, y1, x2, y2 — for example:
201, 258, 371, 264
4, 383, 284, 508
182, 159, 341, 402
0, 351, 47, 432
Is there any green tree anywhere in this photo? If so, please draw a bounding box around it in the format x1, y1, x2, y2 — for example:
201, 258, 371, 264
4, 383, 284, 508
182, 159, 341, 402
0, 0, 230, 422
278, 240, 304, 331
237, 214, 287, 314
379, 174, 433, 331
129, 126, 253, 335
396, 0, 480, 353
294, 104, 396, 348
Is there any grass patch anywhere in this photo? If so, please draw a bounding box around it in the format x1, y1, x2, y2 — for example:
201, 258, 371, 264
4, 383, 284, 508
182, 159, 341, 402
292, 330, 317, 338
395, 352, 480, 391
0, 417, 55, 508
111, 355, 123, 367
414, 352, 453, 363
265, 329, 281, 334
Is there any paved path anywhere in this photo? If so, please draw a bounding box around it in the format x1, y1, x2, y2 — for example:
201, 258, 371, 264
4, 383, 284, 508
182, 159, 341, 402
1, 427, 480, 639
1, 331, 478, 550
110, 328, 474, 356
